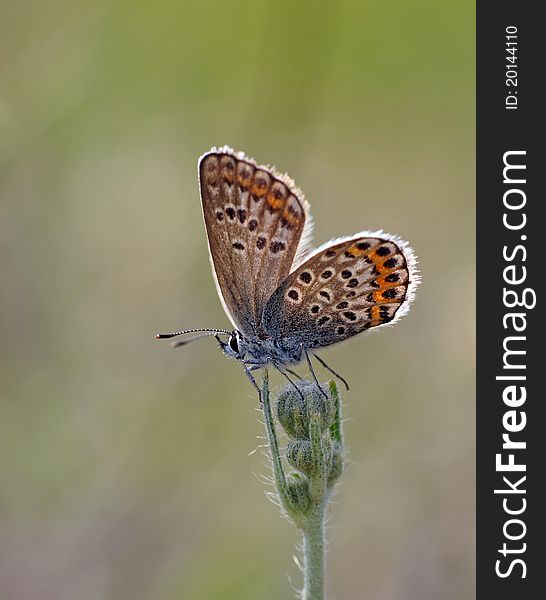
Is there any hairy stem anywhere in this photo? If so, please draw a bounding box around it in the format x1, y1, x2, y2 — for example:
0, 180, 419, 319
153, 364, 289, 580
302, 407, 328, 599
261, 369, 294, 515
302, 509, 325, 600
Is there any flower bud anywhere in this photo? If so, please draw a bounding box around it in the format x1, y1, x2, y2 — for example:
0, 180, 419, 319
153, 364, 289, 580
286, 440, 313, 476
308, 393, 335, 434
276, 383, 311, 439
276, 382, 335, 440
286, 471, 311, 515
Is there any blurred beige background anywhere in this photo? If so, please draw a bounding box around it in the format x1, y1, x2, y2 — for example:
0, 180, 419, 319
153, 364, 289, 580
0, 1, 475, 599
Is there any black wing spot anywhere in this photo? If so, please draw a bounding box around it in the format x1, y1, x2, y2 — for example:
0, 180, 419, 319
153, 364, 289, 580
380, 306, 393, 322
280, 218, 293, 230
384, 257, 398, 269
270, 241, 286, 253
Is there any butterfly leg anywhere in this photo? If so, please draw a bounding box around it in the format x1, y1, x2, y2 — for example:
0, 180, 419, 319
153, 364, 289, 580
243, 364, 263, 403
285, 367, 303, 380
274, 364, 305, 403
305, 352, 328, 399
312, 353, 350, 391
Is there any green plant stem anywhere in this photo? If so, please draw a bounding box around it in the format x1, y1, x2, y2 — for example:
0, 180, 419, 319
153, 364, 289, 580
261, 369, 293, 514
303, 411, 327, 600
302, 508, 325, 600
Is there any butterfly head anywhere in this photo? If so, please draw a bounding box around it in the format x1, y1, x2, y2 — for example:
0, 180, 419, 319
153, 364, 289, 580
217, 330, 247, 361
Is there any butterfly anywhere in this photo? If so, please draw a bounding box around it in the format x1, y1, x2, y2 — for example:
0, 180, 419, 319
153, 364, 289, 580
157, 146, 419, 398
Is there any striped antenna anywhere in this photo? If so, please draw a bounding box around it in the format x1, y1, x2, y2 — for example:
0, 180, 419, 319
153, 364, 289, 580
171, 331, 226, 348
155, 327, 231, 340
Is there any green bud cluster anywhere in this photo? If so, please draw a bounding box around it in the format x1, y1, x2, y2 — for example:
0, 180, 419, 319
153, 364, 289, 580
276, 382, 344, 518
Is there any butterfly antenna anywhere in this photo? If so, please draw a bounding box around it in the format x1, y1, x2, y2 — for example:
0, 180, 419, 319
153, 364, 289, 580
170, 331, 224, 348
155, 327, 231, 340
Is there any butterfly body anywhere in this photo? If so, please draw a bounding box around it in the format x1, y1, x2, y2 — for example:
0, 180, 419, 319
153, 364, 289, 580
218, 330, 304, 368
158, 146, 419, 393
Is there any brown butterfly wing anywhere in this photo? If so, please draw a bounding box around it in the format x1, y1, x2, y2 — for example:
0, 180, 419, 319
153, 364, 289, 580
199, 148, 312, 335
261, 235, 417, 348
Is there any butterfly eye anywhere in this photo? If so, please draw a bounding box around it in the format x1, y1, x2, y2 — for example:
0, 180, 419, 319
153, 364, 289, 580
229, 334, 239, 353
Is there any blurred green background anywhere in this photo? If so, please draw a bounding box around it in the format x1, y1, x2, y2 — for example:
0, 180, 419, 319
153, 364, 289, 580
0, 1, 475, 599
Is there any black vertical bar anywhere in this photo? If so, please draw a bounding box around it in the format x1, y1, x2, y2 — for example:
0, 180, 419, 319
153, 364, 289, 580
477, 2, 543, 598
